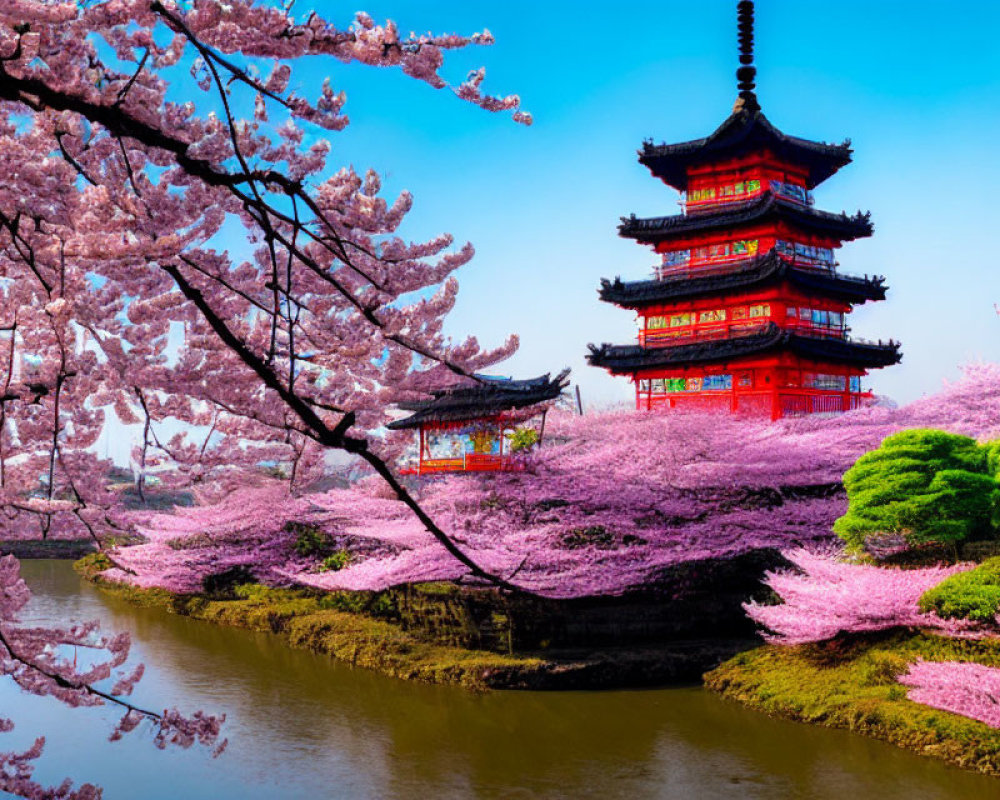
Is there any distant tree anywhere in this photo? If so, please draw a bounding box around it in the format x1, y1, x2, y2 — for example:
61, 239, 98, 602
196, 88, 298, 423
834, 429, 999, 550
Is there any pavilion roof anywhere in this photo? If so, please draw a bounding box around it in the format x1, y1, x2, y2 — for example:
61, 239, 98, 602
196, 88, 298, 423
619, 193, 872, 245
387, 369, 570, 430
586, 324, 901, 374
639, 107, 853, 191
599, 252, 888, 308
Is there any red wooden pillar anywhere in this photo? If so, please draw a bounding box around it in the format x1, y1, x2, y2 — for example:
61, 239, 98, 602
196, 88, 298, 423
418, 426, 425, 474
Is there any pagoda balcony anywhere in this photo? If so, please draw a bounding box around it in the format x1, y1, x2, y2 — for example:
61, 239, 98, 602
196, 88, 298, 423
652, 252, 839, 282
641, 388, 875, 418
639, 321, 849, 350
683, 180, 814, 216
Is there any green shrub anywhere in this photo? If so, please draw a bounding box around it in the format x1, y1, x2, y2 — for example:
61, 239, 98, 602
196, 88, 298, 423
319, 550, 352, 572
834, 429, 998, 550
919, 557, 1000, 622
508, 427, 540, 452
287, 522, 331, 557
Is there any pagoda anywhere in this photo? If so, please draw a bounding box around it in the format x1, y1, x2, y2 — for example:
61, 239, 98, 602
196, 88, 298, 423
388, 370, 569, 474
587, 1, 900, 420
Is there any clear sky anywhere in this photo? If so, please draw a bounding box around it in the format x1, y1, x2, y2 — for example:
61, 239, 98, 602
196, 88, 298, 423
289, 0, 1000, 411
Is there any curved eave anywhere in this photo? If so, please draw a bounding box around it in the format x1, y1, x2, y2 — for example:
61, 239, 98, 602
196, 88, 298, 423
586, 325, 901, 375
587, 324, 786, 374
598, 255, 887, 308
788, 334, 902, 369
638, 109, 853, 191
619, 194, 872, 245
387, 370, 570, 430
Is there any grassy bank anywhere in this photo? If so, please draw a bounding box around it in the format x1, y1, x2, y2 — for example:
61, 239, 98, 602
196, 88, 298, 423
75, 554, 551, 690
76, 554, 744, 690
705, 631, 1000, 775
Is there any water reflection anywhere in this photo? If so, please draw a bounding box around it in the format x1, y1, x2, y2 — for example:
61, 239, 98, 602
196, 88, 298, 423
6, 560, 997, 799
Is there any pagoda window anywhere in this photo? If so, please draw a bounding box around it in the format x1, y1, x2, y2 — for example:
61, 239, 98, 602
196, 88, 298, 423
688, 187, 717, 204
790, 307, 846, 334
651, 378, 666, 392
849, 376, 862, 393
802, 373, 847, 391
647, 315, 668, 330
686, 377, 703, 391
638, 379, 651, 392
698, 309, 726, 323
662, 249, 691, 268
667, 378, 686, 392
737, 371, 753, 388
702, 374, 733, 390
670, 312, 692, 327
776, 240, 835, 268
731, 306, 749, 321
688, 239, 759, 267
686, 179, 762, 209
769, 181, 813, 206
749, 303, 771, 318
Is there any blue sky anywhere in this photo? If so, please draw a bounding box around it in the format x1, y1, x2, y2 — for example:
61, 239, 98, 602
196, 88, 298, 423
290, 0, 1000, 410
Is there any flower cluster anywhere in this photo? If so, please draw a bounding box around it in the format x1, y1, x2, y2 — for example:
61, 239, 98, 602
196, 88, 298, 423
743, 549, 981, 644
899, 660, 1000, 729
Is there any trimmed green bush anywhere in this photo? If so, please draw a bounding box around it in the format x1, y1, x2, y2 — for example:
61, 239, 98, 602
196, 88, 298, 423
319, 550, 351, 572
834, 429, 999, 550
919, 557, 1000, 622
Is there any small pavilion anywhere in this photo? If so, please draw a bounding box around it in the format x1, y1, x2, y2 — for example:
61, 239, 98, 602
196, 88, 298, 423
389, 370, 570, 474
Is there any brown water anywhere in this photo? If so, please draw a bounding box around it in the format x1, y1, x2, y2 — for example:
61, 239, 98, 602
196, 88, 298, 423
5, 560, 998, 799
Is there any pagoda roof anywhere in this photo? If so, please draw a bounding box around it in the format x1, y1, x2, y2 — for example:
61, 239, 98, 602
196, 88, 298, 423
586, 323, 901, 374
639, 107, 853, 191
387, 370, 570, 430
620, 193, 872, 245
599, 252, 887, 308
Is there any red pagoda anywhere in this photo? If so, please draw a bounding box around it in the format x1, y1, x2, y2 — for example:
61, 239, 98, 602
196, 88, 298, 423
587, 1, 900, 420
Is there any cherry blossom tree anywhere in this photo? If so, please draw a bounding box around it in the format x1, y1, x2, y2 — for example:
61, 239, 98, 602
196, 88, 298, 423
97, 364, 1000, 599
0, 1, 538, 795
0, 0, 536, 583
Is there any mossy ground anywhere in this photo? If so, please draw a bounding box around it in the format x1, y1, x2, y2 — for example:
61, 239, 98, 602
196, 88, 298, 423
705, 630, 1000, 775
75, 554, 546, 690
74, 553, 747, 689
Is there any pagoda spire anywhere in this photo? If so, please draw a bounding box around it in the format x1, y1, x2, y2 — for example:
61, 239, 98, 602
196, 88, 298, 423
735, 0, 759, 112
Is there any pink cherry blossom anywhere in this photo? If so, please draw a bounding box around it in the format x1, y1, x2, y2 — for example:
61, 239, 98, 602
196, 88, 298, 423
899, 660, 1000, 729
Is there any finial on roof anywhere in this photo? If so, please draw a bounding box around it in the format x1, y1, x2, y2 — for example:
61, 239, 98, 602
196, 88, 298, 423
735, 0, 759, 113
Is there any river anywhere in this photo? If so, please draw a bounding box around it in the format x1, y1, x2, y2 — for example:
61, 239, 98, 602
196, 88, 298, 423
2, 560, 996, 799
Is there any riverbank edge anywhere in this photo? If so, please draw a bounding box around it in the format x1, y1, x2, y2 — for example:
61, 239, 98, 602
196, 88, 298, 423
2, 540, 97, 559
704, 630, 1000, 776
75, 555, 751, 691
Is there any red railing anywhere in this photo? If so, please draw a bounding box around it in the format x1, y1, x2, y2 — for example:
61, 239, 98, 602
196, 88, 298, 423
636, 390, 874, 419
399, 453, 520, 475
